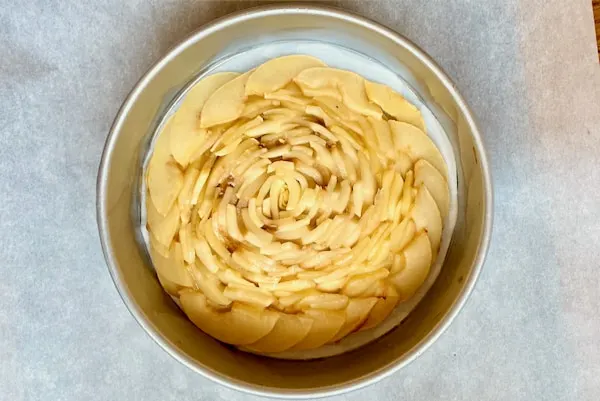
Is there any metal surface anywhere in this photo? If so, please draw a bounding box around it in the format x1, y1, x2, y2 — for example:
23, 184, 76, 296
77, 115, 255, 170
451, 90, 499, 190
97, 4, 492, 398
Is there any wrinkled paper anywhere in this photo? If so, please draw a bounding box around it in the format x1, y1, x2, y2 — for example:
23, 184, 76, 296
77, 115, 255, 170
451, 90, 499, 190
1, 1, 598, 400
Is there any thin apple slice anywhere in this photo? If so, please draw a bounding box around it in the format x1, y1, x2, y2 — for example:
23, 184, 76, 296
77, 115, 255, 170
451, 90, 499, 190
146, 156, 183, 216
360, 285, 399, 331
414, 159, 450, 218
177, 167, 200, 224
245, 55, 326, 96
390, 232, 432, 300
148, 232, 170, 258
313, 96, 357, 122
342, 268, 389, 297
169, 124, 207, 168
180, 293, 279, 345
328, 297, 378, 343
301, 86, 342, 101
389, 216, 416, 252
368, 116, 395, 159
151, 115, 175, 165
150, 242, 193, 288
389, 120, 447, 179
200, 71, 252, 128
410, 186, 442, 253
156, 272, 181, 296
296, 292, 349, 311
245, 312, 313, 353
395, 152, 414, 176
170, 72, 239, 166
288, 309, 346, 351
189, 264, 231, 307
276, 289, 317, 311
179, 72, 240, 117
146, 195, 180, 247
365, 80, 425, 130
358, 279, 387, 298
294, 67, 382, 119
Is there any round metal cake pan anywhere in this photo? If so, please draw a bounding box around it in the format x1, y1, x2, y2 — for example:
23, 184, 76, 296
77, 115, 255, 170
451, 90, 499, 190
97, 4, 493, 398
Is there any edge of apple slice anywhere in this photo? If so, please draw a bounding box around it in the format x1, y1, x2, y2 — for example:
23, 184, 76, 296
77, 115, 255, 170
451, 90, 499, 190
389, 120, 447, 179
180, 293, 280, 345
245, 55, 326, 96
365, 80, 425, 131
288, 309, 346, 351
146, 195, 180, 247
151, 242, 193, 288
410, 185, 442, 253
360, 285, 399, 331
414, 159, 450, 218
244, 312, 313, 353
146, 157, 184, 216
200, 71, 252, 128
390, 232, 432, 301
294, 67, 382, 119
170, 72, 239, 166
328, 297, 378, 343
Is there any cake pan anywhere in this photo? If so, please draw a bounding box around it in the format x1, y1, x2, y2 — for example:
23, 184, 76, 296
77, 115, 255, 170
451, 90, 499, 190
97, 4, 493, 398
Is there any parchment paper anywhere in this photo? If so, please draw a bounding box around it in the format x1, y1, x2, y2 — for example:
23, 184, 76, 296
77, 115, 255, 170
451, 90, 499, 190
1, 1, 599, 400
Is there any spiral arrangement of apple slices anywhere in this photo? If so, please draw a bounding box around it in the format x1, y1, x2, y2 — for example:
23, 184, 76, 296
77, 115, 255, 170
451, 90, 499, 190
145, 55, 450, 354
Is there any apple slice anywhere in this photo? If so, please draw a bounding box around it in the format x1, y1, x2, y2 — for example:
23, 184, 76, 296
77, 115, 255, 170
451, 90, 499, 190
170, 72, 239, 166
364, 80, 425, 130
189, 264, 231, 307
360, 285, 399, 331
179, 72, 240, 117
180, 293, 279, 345
150, 242, 193, 288
389, 120, 447, 179
148, 232, 170, 258
150, 114, 175, 164
146, 195, 180, 247
390, 232, 432, 300
296, 292, 349, 311
313, 96, 357, 122
414, 159, 450, 218
288, 309, 346, 351
245, 312, 313, 353
177, 167, 200, 224
368, 116, 395, 159
389, 216, 416, 252
301, 86, 342, 101
146, 155, 183, 216
294, 67, 382, 119
156, 272, 181, 296
342, 268, 389, 297
328, 297, 378, 343
200, 71, 252, 128
245, 55, 326, 96
359, 279, 387, 298
146, 116, 184, 215
410, 186, 442, 253
395, 152, 414, 176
